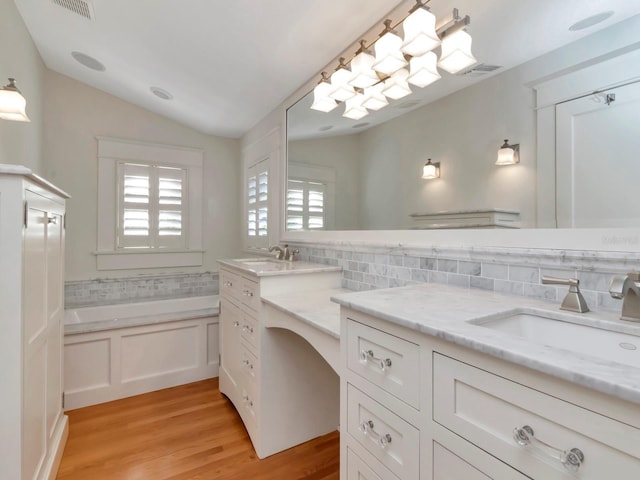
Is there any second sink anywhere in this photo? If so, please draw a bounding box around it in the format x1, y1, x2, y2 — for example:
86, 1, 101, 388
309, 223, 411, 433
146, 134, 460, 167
469, 308, 640, 368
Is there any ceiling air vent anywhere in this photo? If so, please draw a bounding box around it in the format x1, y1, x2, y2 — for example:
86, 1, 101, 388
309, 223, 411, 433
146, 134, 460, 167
51, 0, 94, 20
457, 64, 502, 77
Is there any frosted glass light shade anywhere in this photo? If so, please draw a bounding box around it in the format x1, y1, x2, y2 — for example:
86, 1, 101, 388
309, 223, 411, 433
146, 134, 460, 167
422, 160, 440, 179
343, 94, 369, 120
496, 140, 520, 165
310, 81, 338, 112
0, 80, 29, 122
382, 68, 411, 100
362, 83, 388, 111
438, 29, 477, 74
373, 30, 408, 75
329, 66, 356, 101
349, 49, 379, 88
408, 51, 441, 88
401, 8, 440, 57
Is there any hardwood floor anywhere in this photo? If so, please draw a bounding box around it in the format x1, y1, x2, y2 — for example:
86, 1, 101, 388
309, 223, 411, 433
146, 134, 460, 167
56, 379, 339, 480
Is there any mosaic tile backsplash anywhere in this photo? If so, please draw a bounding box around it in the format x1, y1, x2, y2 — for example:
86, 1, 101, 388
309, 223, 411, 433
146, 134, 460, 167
291, 244, 637, 313
65, 272, 219, 308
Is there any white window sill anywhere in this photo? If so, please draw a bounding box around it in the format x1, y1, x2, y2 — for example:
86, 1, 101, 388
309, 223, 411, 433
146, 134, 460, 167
94, 250, 204, 270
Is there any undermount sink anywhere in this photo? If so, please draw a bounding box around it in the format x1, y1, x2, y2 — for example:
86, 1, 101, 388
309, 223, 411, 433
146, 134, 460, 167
469, 308, 640, 368
235, 258, 282, 266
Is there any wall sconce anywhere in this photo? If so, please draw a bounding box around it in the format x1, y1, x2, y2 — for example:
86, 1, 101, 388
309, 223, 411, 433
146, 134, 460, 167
0, 78, 30, 122
496, 139, 519, 165
422, 158, 440, 179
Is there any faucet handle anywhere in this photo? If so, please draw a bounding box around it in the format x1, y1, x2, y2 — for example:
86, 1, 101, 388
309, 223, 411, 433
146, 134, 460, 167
610, 276, 626, 300
541, 276, 589, 313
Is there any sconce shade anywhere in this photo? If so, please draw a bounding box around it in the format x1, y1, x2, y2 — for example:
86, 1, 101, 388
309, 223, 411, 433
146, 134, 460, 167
349, 44, 379, 89
437, 29, 477, 74
0, 78, 30, 122
401, 7, 440, 57
362, 83, 388, 110
422, 159, 440, 179
496, 139, 520, 165
329, 60, 356, 102
408, 51, 441, 88
373, 23, 408, 75
383, 68, 412, 100
343, 93, 369, 120
310, 75, 338, 112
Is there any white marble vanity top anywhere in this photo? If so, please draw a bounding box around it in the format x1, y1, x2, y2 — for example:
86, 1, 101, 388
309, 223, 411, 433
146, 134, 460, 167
332, 284, 640, 405
218, 258, 342, 277
261, 288, 349, 339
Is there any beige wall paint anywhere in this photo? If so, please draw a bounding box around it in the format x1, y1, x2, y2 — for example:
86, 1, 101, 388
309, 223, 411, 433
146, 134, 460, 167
43, 71, 242, 281
0, 0, 45, 173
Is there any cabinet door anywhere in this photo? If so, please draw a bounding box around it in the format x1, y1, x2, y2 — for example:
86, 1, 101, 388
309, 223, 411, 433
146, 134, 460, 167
220, 298, 243, 389
46, 210, 64, 440
22, 194, 49, 479
433, 441, 529, 480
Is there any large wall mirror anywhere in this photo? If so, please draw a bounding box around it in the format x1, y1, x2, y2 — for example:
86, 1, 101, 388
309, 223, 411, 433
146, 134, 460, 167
285, 0, 640, 233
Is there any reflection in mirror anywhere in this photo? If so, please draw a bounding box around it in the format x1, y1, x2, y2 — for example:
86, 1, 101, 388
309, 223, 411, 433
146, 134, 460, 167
286, 1, 640, 231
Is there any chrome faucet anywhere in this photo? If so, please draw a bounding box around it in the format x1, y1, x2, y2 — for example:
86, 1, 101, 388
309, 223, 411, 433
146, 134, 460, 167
268, 244, 285, 260
609, 272, 640, 322
541, 276, 589, 313
268, 244, 299, 261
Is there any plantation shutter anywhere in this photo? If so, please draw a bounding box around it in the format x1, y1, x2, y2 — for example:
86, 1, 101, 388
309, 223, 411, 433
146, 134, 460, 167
246, 159, 269, 248
287, 179, 325, 230
117, 162, 187, 249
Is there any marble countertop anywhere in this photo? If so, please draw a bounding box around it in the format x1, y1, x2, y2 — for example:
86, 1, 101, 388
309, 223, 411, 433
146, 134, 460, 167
332, 284, 640, 405
218, 258, 341, 277
261, 288, 349, 339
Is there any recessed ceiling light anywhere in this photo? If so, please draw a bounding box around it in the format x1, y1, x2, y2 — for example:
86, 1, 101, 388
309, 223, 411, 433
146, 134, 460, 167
319, 125, 333, 131
569, 11, 614, 31
150, 87, 173, 100
352, 122, 370, 129
396, 100, 420, 110
71, 51, 105, 71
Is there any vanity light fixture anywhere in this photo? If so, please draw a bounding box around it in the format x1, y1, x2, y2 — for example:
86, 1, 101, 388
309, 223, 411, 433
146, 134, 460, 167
310, 1, 476, 119
311, 72, 339, 112
422, 158, 440, 179
0, 78, 30, 122
496, 139, 520, 165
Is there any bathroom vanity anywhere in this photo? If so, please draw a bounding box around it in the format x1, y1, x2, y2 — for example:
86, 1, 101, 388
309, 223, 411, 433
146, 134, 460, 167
333, 284, 640, 480
217, 258, 343, 458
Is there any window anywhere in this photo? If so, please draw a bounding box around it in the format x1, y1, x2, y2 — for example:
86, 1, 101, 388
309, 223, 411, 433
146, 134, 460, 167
246, 158, 269, 249
97, 137, 204, 270
117, 162, 187, 249
287, 179, 326, 231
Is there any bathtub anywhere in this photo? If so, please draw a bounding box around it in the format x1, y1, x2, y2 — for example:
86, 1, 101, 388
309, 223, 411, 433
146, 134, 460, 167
63, 295, 220, 410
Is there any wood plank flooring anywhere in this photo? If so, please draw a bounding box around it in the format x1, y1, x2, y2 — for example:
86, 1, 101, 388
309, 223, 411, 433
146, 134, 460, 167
56, 379, 339, 480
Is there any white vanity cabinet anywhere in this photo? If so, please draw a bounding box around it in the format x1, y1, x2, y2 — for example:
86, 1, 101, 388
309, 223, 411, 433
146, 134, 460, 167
218, 260, 342, 458
340, 308, 640, 480
0, 168, 70, 480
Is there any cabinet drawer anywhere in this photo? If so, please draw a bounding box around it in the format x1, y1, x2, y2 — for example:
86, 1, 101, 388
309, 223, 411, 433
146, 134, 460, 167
240, 312, 258, 348
433, 353, 640, 479
347, 384, 419, 480
347, 319, 420, 409
220, 269, 242, 302
347, 448, 398, 480
240, 342, 258, 384
240, 278, 260, 312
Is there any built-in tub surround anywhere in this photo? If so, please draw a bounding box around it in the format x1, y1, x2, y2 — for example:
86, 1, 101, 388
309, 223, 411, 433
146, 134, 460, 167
65, 271, 219, 308
290, 243, 639, 313
64, 295, 220, 409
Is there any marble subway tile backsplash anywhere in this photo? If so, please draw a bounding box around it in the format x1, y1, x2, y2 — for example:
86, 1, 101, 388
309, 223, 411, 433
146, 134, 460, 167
65, 272, 219, 308
295, 245, 636, 312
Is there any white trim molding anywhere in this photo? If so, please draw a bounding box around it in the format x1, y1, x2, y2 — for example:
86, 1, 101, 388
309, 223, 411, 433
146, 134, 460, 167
96, 137, 204, 270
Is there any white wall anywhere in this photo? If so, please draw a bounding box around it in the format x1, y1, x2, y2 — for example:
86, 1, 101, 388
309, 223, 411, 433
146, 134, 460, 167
43, 71, 243, 281
358, 66, 536, 229
288, 134, 361, 230
0, 0, 45, 173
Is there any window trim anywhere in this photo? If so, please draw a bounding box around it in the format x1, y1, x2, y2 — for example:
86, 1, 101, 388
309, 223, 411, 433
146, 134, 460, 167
96, 137, 204, 270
